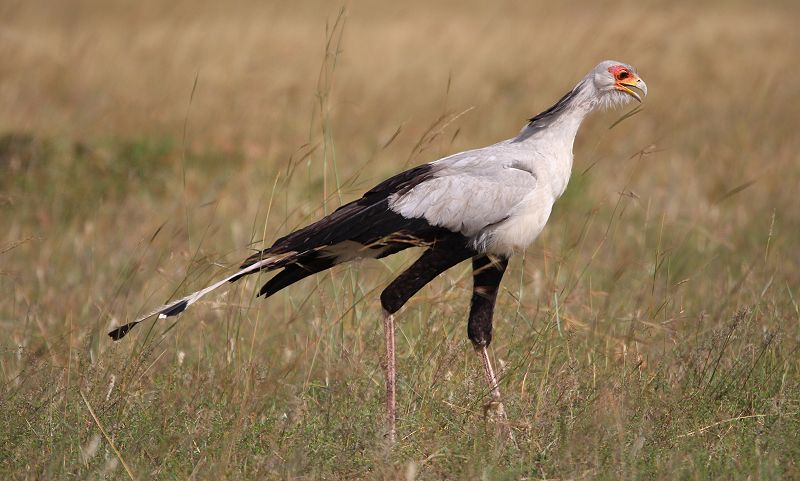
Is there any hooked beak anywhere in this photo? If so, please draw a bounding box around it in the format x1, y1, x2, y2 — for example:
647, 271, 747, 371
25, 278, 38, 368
616, 75, 648, 102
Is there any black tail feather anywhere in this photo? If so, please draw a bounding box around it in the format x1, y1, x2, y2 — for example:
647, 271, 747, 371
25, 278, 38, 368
108, 322, 137, 340
108, 299, 190, 340
160, 299, 189, 317
257, 257, 335, 298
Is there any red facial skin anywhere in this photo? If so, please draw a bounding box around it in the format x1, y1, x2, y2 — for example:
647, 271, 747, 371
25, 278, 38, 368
608, 65, 634, 83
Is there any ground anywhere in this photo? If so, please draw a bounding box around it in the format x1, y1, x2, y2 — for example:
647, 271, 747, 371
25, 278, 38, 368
2, 0, 799, 479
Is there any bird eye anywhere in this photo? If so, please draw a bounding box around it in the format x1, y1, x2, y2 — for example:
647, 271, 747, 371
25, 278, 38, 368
617, 71, 630, 80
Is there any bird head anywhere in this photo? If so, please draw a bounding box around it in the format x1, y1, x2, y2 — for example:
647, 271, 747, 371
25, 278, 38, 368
590, 60, 647, 108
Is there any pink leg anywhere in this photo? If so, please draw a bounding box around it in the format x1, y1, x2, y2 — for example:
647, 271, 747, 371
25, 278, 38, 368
382, 309, 396, 443
477, 346, 515, 442
478, 345, 507, 419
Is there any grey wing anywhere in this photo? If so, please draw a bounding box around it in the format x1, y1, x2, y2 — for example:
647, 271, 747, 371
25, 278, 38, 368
387, 152, 537, 237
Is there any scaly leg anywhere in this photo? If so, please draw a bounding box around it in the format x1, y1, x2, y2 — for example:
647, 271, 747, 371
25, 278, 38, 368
379, 244, 474, 443
477, 345, 507, 421
382, 308, 397, 443
468, 255, 514, 439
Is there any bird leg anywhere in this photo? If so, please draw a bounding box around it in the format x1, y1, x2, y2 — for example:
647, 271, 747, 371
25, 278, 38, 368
379, 243, 474, 443
382, 308, 397, 443
477, 344, 507, 420
468, 255, 511, 426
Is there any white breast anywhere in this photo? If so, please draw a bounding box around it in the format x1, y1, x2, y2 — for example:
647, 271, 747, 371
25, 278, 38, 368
476, 187, 555, 257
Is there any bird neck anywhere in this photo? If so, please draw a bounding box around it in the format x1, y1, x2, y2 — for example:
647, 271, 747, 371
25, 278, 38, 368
513, 76, 598, 145
510, 77, 599, 200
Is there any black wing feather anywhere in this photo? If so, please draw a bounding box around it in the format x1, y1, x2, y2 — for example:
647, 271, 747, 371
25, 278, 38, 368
241, 163, 436, 268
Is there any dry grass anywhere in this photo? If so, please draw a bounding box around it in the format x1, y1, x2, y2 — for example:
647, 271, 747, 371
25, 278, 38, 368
2, 0, 800, 479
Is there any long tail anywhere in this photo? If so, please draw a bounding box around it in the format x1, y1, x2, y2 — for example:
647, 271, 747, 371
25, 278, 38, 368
107, 252, 293, 340
108, 163, 440, 341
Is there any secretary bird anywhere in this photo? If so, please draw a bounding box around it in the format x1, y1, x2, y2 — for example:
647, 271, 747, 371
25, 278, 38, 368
109, 60, 646, 442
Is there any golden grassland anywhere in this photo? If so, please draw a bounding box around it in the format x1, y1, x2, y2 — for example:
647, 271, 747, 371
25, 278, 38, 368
2, 0, 800, 479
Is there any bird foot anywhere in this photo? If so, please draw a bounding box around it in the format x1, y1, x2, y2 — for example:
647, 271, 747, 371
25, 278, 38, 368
482, 400, 515, 443
384, 427, 397, 444
482, 399, 507, 422
476, 346, 515, 443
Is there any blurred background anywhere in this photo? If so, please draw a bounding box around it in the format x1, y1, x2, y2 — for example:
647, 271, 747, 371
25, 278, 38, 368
2, 0, 799, 478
